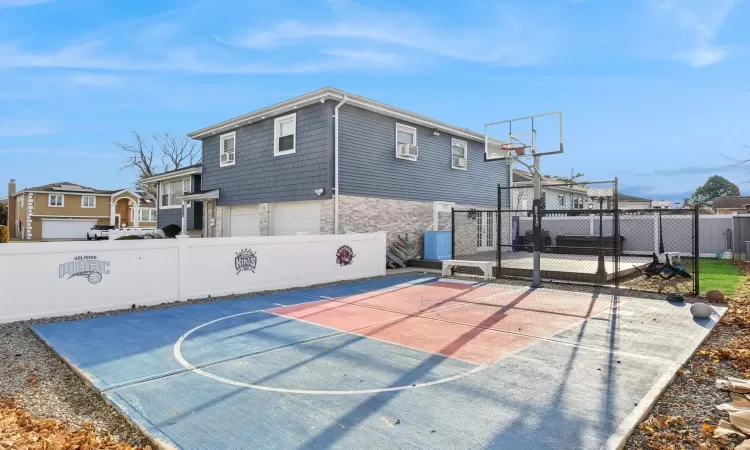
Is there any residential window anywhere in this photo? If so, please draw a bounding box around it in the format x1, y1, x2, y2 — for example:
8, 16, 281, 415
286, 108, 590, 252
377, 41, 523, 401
219, 131, 236, 167
274, 113, 296, 156
134, 209, 157, 222
451, 138, 467, 170
395, 124, 418, 161
49, 194, 64, 207
573, 197, 584, 209
558, 194, 565, 207
160, 178, 192, 209
81, 195, 96, 208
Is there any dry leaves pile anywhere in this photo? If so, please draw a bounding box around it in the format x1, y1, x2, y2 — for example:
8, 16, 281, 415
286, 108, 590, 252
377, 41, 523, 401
0, 396, 150, 450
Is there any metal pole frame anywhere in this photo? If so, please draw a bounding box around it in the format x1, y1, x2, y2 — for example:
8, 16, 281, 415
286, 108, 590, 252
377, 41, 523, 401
694, 206, 700, 296
497, 186, 502, 280
613, 177, 620, 289
451, 207, 455, 260
532, 155, 542, 288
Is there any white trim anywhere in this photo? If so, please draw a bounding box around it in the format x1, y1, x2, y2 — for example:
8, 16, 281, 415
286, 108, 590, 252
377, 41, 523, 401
39, 217, 102, 222
140, 166, 203, 184
32, 215, 111, 218
110, 189, 142, 199
180, 189, 220, 201
81, 195, 96, 208
186, 88, 495, 145
159, 178, 192, 210
219, 131, 236, 168
273, 113, 297, 156
48, 194, 64, 207
451, 138, 468, 170
395, 123, 418, 161
15, 191, 112, 197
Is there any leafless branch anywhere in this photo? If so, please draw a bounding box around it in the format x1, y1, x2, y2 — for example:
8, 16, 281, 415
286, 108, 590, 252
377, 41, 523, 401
115, 131, 201, 197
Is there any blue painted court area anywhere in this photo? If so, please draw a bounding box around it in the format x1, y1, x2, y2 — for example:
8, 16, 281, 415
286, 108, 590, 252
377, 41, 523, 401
33, 275, 725, 450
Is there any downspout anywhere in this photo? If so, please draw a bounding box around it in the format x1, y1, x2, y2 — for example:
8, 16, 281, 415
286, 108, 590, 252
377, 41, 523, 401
334, 95, 349, 235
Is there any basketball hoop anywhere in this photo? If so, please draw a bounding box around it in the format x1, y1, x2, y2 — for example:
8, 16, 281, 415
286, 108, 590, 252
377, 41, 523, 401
499, 143, 528, 157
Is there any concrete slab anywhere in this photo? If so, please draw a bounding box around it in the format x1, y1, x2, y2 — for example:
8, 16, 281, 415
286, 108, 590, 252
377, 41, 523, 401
33, 277, 724, 450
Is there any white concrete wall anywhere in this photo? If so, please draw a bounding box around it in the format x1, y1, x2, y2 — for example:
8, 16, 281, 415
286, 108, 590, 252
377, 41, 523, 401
0, 232, 386, 323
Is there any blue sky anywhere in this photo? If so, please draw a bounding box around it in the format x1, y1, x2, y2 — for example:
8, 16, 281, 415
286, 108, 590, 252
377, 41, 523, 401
1, 0, 748, 203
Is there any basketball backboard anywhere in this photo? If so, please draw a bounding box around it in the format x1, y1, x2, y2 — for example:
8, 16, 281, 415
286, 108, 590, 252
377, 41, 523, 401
484, 111, 564, 161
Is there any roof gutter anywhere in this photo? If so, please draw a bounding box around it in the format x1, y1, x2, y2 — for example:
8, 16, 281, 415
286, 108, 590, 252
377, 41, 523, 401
334, 95, 348, 235
140, 166, 203, 184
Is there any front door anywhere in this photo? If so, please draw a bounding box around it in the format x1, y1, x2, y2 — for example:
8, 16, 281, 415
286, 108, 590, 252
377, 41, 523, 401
476, 211, 495, 251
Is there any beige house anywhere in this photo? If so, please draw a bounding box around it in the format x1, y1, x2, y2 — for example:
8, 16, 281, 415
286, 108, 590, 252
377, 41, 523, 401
6, 179, 157, 241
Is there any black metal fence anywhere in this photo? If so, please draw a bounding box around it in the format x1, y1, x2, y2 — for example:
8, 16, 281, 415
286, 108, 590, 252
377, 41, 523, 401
451, 180, 700, 295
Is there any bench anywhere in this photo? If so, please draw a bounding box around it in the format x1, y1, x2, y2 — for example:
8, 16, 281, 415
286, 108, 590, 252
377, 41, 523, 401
441, 260, 494, 279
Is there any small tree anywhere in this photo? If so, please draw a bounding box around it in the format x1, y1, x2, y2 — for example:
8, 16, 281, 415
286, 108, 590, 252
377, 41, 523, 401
116, 131, 200, 196
684, 175, 740, 208
0, 201, 6, 227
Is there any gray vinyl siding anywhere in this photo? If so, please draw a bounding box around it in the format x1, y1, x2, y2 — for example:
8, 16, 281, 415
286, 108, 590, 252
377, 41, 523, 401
338, 104, 508, 206
201, 101, 332, 206
156, 174, 201, 230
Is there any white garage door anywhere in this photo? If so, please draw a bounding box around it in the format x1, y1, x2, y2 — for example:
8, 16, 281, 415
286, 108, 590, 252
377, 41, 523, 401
271, 201, 322, 236
42, 219, 97, 240
230, 206, 260, 237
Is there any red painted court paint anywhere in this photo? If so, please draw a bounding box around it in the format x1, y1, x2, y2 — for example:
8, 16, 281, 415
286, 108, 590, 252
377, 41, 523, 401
270, 283, 611, 365
354, 316, 536, 364
269, 301, 404, 330
422, 302, 593, 337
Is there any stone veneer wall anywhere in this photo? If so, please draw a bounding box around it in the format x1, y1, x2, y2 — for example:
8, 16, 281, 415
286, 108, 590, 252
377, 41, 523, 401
320, 195, 494, 250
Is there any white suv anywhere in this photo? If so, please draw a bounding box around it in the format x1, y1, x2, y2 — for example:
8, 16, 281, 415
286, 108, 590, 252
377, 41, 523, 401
87, 225, 115, 240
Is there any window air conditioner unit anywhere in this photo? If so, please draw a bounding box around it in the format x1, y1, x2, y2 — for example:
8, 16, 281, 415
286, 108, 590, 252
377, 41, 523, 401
455, 157, 466, 168
221, 152, 234, 163
397, 143, 418, 159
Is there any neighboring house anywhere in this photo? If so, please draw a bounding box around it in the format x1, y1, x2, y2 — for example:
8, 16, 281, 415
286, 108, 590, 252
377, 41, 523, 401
586, 188, 652, 210
711, 196, 750, 214
510, 170, 589, 210
6, 179, 157, 240
142, 87, 510, 247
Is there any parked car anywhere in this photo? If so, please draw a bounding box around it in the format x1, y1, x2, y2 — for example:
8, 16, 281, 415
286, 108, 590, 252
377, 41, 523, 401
87, 225, 115, 240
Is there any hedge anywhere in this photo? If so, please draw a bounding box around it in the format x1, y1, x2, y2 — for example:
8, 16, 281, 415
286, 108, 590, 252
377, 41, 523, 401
0, 225, 8, 243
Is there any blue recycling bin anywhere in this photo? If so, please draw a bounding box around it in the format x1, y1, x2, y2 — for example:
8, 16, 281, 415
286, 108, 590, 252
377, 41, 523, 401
424, 231, 452, 261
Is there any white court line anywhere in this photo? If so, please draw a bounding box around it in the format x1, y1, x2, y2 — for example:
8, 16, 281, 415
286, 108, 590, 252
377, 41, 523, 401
273, 303, 287, 307
173, 308, 489, 395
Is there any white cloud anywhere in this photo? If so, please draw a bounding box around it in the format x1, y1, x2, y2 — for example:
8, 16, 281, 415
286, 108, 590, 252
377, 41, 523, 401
0, 119, 56, 137
0, 40, 409, 74
0, 0, 51, 8
321, 49, 399, 65
676, 46, 727, 67
655, 0, 738, 67
230, 5, 555, 66
66, 72, 125, 87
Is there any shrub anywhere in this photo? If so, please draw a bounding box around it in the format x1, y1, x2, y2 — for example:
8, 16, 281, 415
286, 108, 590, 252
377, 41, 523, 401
162, 224, 181, 238
116, 235, 144, 240
0, 225, 8, 243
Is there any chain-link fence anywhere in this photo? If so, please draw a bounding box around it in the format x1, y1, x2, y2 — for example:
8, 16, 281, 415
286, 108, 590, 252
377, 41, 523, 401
450, 179, 699, 295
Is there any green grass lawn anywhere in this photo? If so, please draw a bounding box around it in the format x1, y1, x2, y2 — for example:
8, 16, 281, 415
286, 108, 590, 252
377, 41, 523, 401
693, 259, 744, 295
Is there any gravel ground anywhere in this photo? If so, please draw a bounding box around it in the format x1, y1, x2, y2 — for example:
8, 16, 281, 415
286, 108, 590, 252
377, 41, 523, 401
624, 323, 746, 449
0, 272, 433, 448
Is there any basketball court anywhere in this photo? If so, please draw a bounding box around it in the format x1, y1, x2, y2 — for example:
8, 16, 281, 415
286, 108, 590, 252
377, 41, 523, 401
33, 274, 724, 449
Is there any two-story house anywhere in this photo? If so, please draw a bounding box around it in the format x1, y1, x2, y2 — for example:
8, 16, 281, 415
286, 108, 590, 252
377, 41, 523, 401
6, 179, 157, 240
143, 87, 510, 246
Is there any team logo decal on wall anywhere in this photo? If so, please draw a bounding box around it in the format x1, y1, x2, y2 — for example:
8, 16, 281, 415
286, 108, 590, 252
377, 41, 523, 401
235, 248, 258, 275
336, 245, 355, 266
59, 256, 110, 284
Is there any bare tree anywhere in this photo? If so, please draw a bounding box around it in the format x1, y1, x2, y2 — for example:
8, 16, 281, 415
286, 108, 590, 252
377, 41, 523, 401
116, 131, 200, 196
